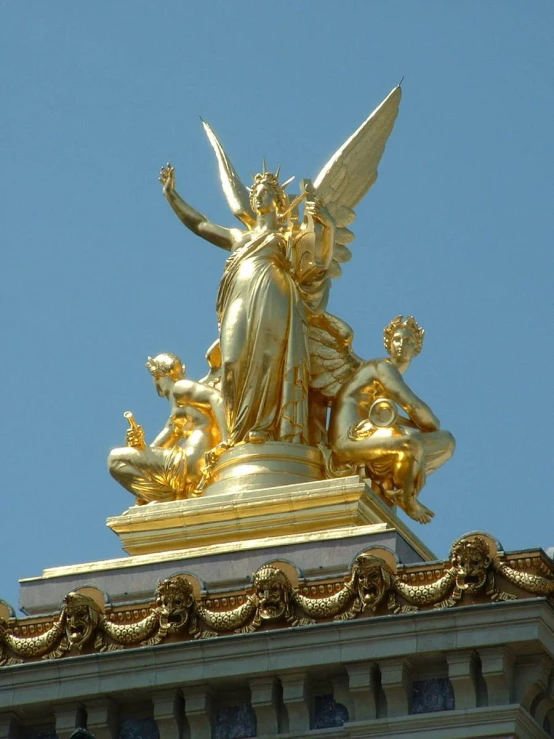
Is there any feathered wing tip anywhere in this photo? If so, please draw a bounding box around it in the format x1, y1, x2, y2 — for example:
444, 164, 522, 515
313, 85, 402, 218
309, 85, 402, 281
201, 120, 255, 228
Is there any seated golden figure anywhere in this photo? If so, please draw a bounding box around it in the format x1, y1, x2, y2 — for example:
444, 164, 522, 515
108, 353, 227, 504
328, 316, 455, 524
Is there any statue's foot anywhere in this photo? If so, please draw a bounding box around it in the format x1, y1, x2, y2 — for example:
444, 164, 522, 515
405, 499, 435, 525
370, 481, 399, 508
245, 431, 272, 444
205, 441, 231, 467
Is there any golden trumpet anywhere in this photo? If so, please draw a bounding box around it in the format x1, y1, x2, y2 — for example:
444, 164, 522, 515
124, 411, 140, 432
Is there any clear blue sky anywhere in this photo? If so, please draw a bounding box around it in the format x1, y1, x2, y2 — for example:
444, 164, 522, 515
1, 2, 553, 613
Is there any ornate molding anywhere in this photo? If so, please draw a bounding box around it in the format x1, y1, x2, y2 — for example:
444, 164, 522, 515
1, 533, 553, 666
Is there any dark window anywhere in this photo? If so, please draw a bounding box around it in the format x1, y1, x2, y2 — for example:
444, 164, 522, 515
312, 694, 349, 729
118, 718, 159, 739
213, 704, 256, 739
412, 678, 455, 714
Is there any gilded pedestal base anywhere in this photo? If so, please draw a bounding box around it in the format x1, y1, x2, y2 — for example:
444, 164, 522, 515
106, 475, 435, 559
203, 441, 324, 496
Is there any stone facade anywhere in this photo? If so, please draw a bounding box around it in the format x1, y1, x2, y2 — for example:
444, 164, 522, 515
1, 486, 553, 738
1, 597, 553, 738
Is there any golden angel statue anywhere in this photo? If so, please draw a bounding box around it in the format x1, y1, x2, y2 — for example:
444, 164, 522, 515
109, 84, 455, 523
159, 86, 402, 449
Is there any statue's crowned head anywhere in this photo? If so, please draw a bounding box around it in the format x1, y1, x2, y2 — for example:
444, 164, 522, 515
249, 170, 289, 216
145, 353, 185, 382
383, 315, 425, 359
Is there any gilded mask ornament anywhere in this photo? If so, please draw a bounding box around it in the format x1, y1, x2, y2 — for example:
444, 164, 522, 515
156, 576, 195, 631
62, 592, 102, 650
353, 554, 394, 611
252, 566, 293, 622
450, 537, 492, 593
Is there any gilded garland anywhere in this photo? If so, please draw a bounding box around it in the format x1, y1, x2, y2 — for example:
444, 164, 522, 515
2, 534, 553, 666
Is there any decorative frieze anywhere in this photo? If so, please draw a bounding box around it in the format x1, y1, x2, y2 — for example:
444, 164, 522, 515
1, 533, 553, 667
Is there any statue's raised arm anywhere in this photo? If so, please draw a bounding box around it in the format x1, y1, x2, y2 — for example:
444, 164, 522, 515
159, 163, 238, 252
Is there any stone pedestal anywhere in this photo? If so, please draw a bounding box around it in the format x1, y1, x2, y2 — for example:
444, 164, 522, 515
21, 477, 436, 617
106, 475, 431, 557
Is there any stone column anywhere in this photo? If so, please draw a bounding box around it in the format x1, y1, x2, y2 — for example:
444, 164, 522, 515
346, 662, 377, 721
446, 650, 478, 709
183, 685, 213, 739
152, 689, 183, 739
280, 672, 313, 733
54, 705, 81, 739
152, 688, 184, 739
249, 676, 280, 735
379, 658, 412, 717
479, 646, 514, 705
84, 698, 118, 739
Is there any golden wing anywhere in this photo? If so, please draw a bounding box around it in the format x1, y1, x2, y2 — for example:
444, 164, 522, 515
313, 85, 402, 278
309, 313, 363, 400
202, 120, 256, 229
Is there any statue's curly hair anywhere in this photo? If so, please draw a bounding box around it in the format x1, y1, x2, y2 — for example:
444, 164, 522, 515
383, 315, 425, 356
145, 353, 184, 380
249, 172, 288, 215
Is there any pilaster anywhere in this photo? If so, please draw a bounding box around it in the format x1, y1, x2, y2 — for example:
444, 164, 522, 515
446, 650, 478, 709
379, 657, 412, 717
346, 662, 378, 720
183, 685, 213, 739
480, 646, 515, 705
280, 671, 313, 733
54, 705, 81, 739
85, 698, 118, 739
152, 689, 182, 739
249, 676, 280, 735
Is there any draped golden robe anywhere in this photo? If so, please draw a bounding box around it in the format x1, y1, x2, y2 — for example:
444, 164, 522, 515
216, 231, 310, 445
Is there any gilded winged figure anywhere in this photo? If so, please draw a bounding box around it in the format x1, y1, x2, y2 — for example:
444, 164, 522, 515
159, 86, 402, 448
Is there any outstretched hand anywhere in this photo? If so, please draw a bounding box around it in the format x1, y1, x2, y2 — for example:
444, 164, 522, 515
159, 163, 176, 195
305, 198, 333, 228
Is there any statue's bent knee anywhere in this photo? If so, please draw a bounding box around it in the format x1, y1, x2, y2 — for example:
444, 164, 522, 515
397, 436, 424, 461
